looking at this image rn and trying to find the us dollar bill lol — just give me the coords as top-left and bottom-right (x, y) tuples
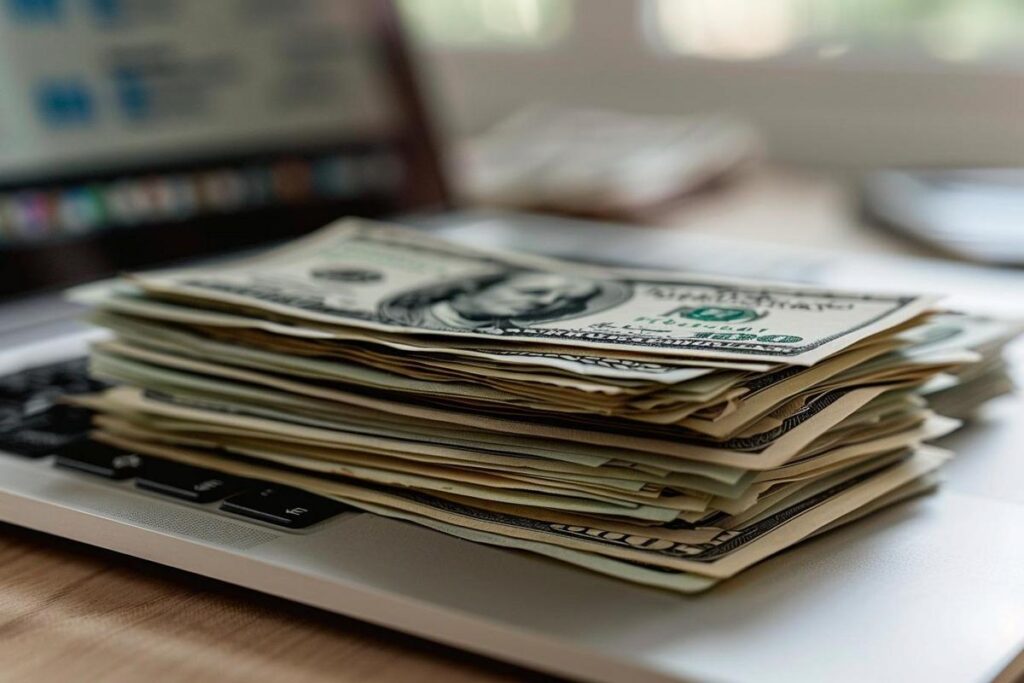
(86, 344), (915, 470)
(83, 290), (738, 383)
(87, 311), (745, 408)
(91, 429), (948, 581)
(131, 219), (937, 366)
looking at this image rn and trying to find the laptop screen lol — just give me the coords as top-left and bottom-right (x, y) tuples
(0, 0), (447, 298)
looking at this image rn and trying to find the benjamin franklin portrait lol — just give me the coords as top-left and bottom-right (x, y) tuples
(379, 269), (633, 332)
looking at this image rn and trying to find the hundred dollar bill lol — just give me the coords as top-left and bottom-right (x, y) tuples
(92, 415), (659, 494)
(337, 460), (943, 594)
(130, 219), (938, 366)
(94, 414), (708, 518)
(99, 398), (927, 519)
(87, 345), (920, 470)
(90, 430), (948, 581)
(107, 414), (924, 522)
(679, 340), (974, 439)
(81, 288), (745, 382)
(80, 384), (944, 508)
(88, 312), (745, 408)
(77, 387), (767, 503)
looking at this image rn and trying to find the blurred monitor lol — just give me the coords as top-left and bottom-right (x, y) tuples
(0, 0), (447, 299)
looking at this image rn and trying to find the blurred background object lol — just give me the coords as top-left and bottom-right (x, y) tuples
(397, 0), (1024, 268)
(2, 0), (1023, 295)
(456, 105), (761, 220)
(0, 0), (448, 298)
(862, 168), (1024, 265)
(399, 0), (1024, 168)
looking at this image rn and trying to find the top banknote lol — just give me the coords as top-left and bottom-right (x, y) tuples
(133, 219), (937, 365)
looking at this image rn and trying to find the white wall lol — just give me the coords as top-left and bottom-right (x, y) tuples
(411, 1), (1024, 168)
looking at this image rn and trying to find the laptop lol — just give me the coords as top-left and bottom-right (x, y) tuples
(2, 3), (1024, 682)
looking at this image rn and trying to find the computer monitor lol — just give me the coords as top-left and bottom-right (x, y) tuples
(0, 0), (449, 299)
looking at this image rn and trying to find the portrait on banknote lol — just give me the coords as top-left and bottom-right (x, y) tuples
(379, 269), (633, 331)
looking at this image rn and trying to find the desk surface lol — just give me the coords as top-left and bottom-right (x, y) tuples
(2, 166), (1019, 683)
(0, 522), (554, 683)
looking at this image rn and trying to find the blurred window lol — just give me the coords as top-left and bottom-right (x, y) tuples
(646, 0), (1024, 66)
(399, 0), (572, 49)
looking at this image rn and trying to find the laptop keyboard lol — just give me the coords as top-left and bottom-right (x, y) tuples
(0, 357), (353, 531)
(54, 440), (143, 479)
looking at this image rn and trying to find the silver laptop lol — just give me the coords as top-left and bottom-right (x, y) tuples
(2, 3), (1023, 682)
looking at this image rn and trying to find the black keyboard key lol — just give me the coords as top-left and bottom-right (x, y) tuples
(55, 441), (143, 479)
(0, 405), (95, 458)
(0, 429), (78, 458)
(50, 359), (106, 394)
(221, 486), (349, 529)
(136, 459), (245, 503)
(0, 366), (53, 403)
(35, 404), (94, 434)
(0, 400), (25, 431)
(0, 358), (102, 409)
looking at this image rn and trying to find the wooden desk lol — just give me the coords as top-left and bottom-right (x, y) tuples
(0, 521), (556, 682)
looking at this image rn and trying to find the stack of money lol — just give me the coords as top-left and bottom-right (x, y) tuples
(914, 315), (1021, 419)
(72, 219), (1019, 593)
